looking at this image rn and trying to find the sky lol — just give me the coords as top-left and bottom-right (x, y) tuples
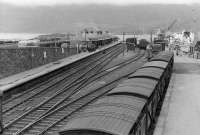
(1, 0), (200, 35)
(1, 0), (200, 6)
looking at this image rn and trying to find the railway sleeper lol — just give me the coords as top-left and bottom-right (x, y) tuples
(32, 125), (47, 130)
(44, 117), (58, 121)
(21, 117), (38, 121)
(24, 129), (42, 134)
(37, 122), (50, 126)
(4, 126), (19, 132)
(36, 120), (51, 125)
(25, 114), (41, 118)
(28, 111), (45, 115)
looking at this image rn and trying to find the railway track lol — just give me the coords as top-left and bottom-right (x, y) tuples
(2, 44), (123, 124)
(2, 50), (108, 108)
(3, 45), (121, 106)
(2, 50), (146, 135)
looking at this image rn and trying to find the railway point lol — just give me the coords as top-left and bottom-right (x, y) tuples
(154, 54), (200, 135)
(0, 42), (146, 135)
(0, 42), (137, 97)
(0, 42), (198, 135)
(2, 1), (200, 135)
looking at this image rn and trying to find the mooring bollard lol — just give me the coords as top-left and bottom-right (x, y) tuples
(0, 91), (3, 133)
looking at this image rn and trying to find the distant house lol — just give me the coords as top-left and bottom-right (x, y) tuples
(80, 27), (108, 37)
(34, 33), (73, 47)
(169, 30), (194, 52)
(172, 30), (194, 44)
(18, 39), (40, 47)
(36, 33), (72, 42)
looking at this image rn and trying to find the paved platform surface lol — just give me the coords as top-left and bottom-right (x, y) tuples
(0, 42), (119, 92)
(0, 52), (90, 92)
(154, 54), (200, 135)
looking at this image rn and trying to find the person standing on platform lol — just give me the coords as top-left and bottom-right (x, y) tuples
(175, 44), (180, 56)
(146, 43), (153, 61)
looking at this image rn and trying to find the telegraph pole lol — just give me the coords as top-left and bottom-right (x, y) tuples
(123, 32), (125, 43)
(85, 30), (87, 51)
(123, 32), (125, 56)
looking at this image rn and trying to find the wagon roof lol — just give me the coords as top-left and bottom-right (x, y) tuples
(107, 85), (154, 98)
(118, 78), (158, 89)
(151, 51), (174, 62)
(142, 61), (168, 69)
(129, 67), (164, 80)
(60, 96), (146, 135)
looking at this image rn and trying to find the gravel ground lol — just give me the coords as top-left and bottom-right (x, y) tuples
(103, 48), (139, 70)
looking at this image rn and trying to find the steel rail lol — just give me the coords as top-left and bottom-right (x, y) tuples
(12, 51), (145, 135)
(3, 44), (122, 115)
(3, 43), (122, 106)
(2, 46), (123, 134)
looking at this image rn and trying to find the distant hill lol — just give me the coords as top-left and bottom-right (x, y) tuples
(1, 4), (200, 33)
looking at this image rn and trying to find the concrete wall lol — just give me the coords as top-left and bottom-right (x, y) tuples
(0, 47), (77, 79)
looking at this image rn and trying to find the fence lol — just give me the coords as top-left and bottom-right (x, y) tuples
(0, 47), (78, 79)
(0, 91), (2, 133)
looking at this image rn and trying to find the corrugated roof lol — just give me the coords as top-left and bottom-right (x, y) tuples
(129, 67), (164, 80)
(108, 86), (153, 99)
(87, 96), (146, 114)
(61, 116), (132, 135)
(94, 95), (145, 107)
(158, 51), (174, 56)
(142, 61), (168, 69)
(151, 51), (173, 62)
(60, 96), (146, 135)
(150, 56), (171, 62)
(117, 78), (158, 90)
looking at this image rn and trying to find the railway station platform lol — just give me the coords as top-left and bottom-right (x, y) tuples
(0, 42), (139, 98)
(154, 54), (200, 135)
(0, 42), (120, 93)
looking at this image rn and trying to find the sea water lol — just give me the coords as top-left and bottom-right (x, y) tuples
(0, 33), (43, 40)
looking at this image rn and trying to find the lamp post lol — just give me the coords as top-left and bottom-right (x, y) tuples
(84, 29), (88, 51)
(150, 31), (153, 44)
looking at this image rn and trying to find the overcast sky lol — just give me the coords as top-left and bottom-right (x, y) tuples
(1, 0), (200, 34)
(1, 0), (200, 6)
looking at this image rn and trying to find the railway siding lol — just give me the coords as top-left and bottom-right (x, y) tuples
(14, 51), (145, 135)
(0, 44), (146, 134)
(2, 46), (123, 129)
(59, 51), (174, 135)
(0, 42), (120, 99)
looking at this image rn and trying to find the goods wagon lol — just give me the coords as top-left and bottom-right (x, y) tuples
(138, 39), (149, 50)
(60, 51), (174, 135)
(126, 38), (137, 51)
(152, 44), (162, 53)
